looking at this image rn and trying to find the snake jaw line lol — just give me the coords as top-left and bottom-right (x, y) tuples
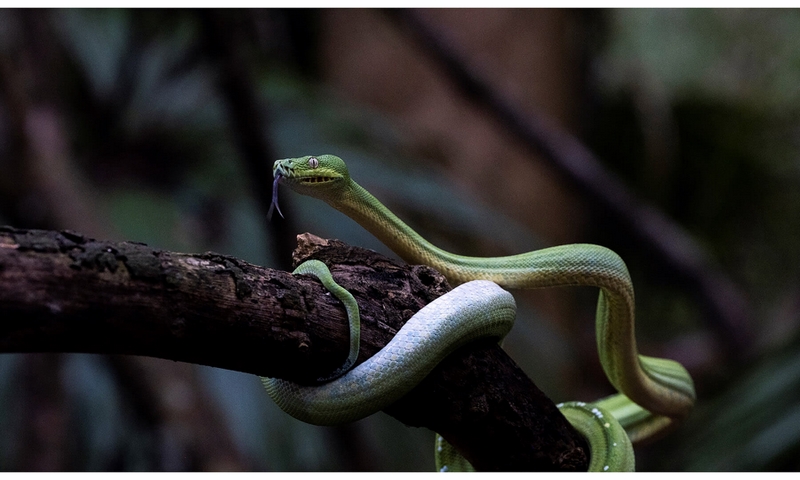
(299, 177), (336, 184)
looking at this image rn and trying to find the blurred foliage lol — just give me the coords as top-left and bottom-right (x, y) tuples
(675, 337), (800, 471)
(589, 9), (800, 471)
(593, 10), (800, 309)
(0, 8), (799, 471)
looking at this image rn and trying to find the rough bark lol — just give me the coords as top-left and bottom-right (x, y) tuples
(0, 227), (588, 471)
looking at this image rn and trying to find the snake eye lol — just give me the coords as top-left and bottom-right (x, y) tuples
(308, 157), (319, 169)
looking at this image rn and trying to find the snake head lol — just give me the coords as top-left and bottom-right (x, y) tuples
(272, 155), (350, 202)
(268, 155), (350, 220)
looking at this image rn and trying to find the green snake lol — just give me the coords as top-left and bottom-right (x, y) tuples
(262, 154), (696, 471)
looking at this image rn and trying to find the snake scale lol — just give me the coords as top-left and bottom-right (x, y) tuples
(262, 154), (695, 471)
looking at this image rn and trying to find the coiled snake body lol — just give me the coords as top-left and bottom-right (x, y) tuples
(262, 155), (695, 471)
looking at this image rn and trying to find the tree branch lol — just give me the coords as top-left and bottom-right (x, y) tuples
(0, 226), (351, 381)
(0, 227), (588, 471)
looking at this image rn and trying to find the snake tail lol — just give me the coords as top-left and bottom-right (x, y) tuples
(558, 402), (635, 472)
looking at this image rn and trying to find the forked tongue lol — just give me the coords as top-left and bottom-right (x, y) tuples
(267, 173), (284, 220)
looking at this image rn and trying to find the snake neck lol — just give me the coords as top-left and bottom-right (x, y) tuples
(329, 180), (461, 275)
(327, 180), (580, 286)
(330, 181), (629, 291)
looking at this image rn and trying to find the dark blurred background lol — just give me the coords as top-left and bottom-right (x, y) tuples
(1, 8), (799, 471)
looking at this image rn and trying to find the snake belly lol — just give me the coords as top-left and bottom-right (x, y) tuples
(262, 280), (516, 426)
